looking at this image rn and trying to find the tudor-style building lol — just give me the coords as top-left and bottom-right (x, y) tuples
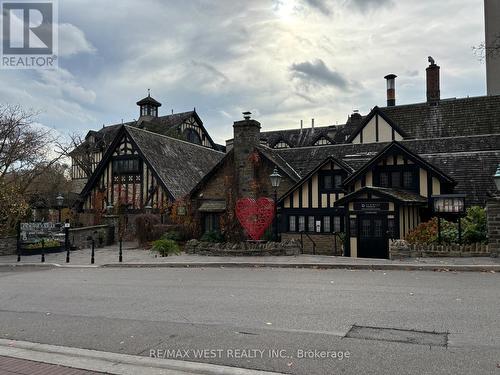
(194, 60), (500, 258)
(71, 94), (225, 225)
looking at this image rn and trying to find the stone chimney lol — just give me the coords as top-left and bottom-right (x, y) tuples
(233, 112), (261, 198)
(384, 74), (397, 106)
(485, 0), (500, 95)
(426, 57), (441, 103)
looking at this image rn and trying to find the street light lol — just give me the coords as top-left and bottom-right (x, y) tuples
(494, 164), (500, 193)
(56, 193), (64, 223)
(269, 167), (282, 242)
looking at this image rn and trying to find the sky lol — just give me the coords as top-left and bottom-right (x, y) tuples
(0, 0), (488, 144)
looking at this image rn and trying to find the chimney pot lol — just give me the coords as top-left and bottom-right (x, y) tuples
(384, 74), (397, 107)
(426, 59), (441, 103)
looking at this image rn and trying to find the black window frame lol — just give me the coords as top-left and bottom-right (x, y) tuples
(319, 170), (347, 193)
(373, 165), (419, 192)
(112, 157), (141, 176)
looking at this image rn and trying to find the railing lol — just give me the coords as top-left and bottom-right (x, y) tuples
(300, 231), (317, 255)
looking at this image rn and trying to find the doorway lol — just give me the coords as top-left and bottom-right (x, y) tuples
(358, 215), (389, 259)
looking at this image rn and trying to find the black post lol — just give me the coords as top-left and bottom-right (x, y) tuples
(119, 237), (123, 263)
(334, 233), (337, 255)
(65, 219), (70, 263)
(16, 221), (21, 262)
(458, 217), (462, 244)
(41, 239), (45, 263)
(91, 239), (95, 265)
(58, 208), (62, 223)
(274, 189), (278, 242)
(437, 216), (442, 244)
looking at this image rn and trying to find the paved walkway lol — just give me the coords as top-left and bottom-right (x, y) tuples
(1, 242), (499, 271)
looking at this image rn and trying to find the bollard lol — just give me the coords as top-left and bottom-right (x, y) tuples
(41, 239), (45, 263)
(16, 221), (21, 262)
(119, 238), (123, 263)
(65, 219), (70, 263)
(91, 239), (95, 265)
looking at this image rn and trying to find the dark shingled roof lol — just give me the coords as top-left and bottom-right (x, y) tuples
(379, 95), (500, 139)
(335, 186), (428, 206)
(273, 134), (500, 205)
(126, 126), (224, 199)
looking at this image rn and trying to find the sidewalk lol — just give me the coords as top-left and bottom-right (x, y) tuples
(1, 242), (499, 272)
(0, 339), (283, 375)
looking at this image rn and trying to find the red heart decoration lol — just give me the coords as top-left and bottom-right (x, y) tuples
(236, 197), (275, 240)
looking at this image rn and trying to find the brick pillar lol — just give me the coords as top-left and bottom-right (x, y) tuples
(426, 62), (440, 103)
(233, 117), (261, 199)
(487, 197), (500, 257)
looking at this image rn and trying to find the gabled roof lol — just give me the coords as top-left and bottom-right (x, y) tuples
(334, 186), (428, 206)
(345, 107), (410, 143)
(278, 155), (353, 203)
(81, 126), (224, 201)
(136, 94), (162, 107)
(342, 141), (456, 186)
(379, 95), (500, 139)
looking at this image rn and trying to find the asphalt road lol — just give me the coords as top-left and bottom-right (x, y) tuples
(0, 267), (498, 374)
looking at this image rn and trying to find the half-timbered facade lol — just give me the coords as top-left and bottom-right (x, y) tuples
(70, 94), (224, 194)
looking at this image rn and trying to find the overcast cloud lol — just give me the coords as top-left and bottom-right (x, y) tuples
(0, 0), (487, 143)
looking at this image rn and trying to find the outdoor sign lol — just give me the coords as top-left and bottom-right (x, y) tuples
(432, 195), (466, 215)
(353, 202), (389, 212)
(20, 222), (58, 241)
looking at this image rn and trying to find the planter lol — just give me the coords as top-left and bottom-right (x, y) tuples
(19, 246), (65, 256)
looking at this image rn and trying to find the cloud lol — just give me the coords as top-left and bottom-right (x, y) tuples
(302, 0), (332, 15)
(290, 59), (351, 89)
(346, 0), (393, 12)
(59, 23), (96, 57)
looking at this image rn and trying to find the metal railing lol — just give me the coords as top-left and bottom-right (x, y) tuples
(299, 231), (317, 255)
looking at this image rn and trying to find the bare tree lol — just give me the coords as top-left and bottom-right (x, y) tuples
(0, 104), (61, 192)
(0, 104), (62, 234)
(473, 33), (500, 62)
(56, 132), (95, 179)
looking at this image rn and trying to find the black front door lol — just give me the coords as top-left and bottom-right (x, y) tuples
(358, 215), (389, 259)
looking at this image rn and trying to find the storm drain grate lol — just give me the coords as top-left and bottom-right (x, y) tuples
(345, 325), (448, 347)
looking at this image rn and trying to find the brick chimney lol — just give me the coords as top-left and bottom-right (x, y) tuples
(426, 57), (440, 103)
(233, 112), (261, 198)
(384, 74), (397, 107)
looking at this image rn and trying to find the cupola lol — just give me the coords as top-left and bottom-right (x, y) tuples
(136, 89), (162, 118)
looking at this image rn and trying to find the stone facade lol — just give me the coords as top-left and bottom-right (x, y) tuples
(281, 233), (344, 256)
(185, 239), (300, 256)
(0, 237), (17, 256)
(487, 197), (500, 257)
(69, 225), (113, 249)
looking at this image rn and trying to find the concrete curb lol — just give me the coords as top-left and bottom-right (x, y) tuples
(0, 338), (284, 375)
(100, 262), (500, 272)
(1, 262), (499, 272)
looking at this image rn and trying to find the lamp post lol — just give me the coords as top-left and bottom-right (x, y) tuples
(56, 193), (64, 223)
(494, 164), (500, 194)
(269, 167), (282, 242)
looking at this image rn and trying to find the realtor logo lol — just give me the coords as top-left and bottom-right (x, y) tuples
(1, 0), (58, 69)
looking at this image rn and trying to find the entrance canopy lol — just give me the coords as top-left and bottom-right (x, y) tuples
(335, 186), (428, 207)
(198, 200), (227, 213)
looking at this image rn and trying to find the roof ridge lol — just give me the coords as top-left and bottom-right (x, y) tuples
(124, 125), (224, 155)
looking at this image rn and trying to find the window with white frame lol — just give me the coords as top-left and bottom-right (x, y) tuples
(314, 137), (331, 146)
(274, 141), (290, 149)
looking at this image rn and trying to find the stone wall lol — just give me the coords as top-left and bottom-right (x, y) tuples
(389, 240), (490, 259)
(69, 225), (113, 249)
(0, 237), (16, 256)
(487, 197), (500, 257)
(281, 233), (344, 256)
(185, 239), (301, 256)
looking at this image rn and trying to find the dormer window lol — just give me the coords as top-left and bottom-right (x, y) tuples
(274, 141), (290, 149)
(314, 137), (332, 146)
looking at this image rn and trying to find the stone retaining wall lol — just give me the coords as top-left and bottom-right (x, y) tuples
(69, 225), (113, 249)
(0, 237), (16, 256)
(185, 239), (301, 256)
(390, 240), (490, 259)
(281, 233), (344, 256)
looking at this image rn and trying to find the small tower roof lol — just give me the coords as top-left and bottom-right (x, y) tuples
(136, 91), (162, 107)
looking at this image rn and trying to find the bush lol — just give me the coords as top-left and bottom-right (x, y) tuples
(200, 230), (224, 243)
(135, 214), (160, 245)
(161, 231), (183, 242)
(25, 239), (61, 249)
(406, 217), (457, 245)
(462, 206), (487, 244)
(151, 239), (181, 257)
